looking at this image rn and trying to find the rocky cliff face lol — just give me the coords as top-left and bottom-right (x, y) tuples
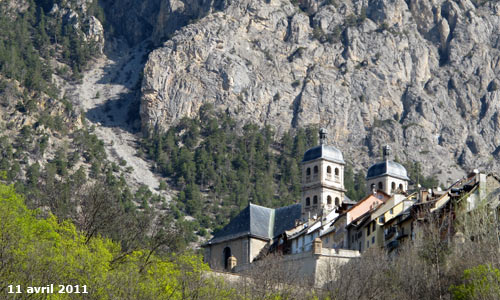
(139, 0), (500, 183)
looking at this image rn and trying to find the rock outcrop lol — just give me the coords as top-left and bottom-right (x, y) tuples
(139, 0), (500, 182)
(48, 0), (105, 54)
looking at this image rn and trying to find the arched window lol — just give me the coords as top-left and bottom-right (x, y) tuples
(313, 195), (318, 205)
(378, 182), (383, 190)
(391, 182), (396, 191)
(223, 247), (231, 270)
(399, 183), (404, 191)
(313, 166), (319, 174)
(327, 196), (332, 205)
(327, 166), (332, 173)
(335, 168), (339, 176)
(335, 197), (340, 207)
(371, 183), (376, 190)
(306, 197), (310, 206)
(306, 168), (311, 175)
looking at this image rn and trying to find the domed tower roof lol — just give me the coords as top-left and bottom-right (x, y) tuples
(366, 145), (409, 180)
(366, 160), (410, 181)
(302, 128), (345, 164)
(302, 145), (345, 164)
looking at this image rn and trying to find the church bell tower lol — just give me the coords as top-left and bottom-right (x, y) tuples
(301, 128), (345, 220)
(366, 145), (410, 195)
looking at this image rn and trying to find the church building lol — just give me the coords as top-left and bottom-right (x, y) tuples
(202, 129), (409, 273)
(202, 202), (301, 270)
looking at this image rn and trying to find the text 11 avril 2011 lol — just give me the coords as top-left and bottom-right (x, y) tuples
(7, 284), (88, 294)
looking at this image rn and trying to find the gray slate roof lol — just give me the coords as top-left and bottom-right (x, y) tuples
(206, 203), (302, 245)
(302, 145), (345, 164)
(343, 195), (356, 205)
(366, 160), (410, 181)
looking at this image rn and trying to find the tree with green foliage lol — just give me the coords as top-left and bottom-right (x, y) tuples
(0, 182), (241, 300)
(344, 164), (366, 201)
(450, 264), (500, 300)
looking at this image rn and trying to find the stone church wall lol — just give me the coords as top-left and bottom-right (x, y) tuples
(205, 237), (269, 271)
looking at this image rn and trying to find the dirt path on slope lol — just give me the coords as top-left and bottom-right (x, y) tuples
(64, 40), (172, 201)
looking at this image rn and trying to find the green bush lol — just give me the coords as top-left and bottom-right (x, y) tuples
(450, 265), (500, 300)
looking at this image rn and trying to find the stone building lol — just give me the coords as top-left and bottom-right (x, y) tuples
(203, 202), (301, 271)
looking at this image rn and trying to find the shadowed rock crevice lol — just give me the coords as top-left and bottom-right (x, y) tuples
(291, 65), (314, 128)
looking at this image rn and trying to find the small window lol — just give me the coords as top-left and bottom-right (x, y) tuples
(391, 182), (396, 190)
(327, 166), (332, 173)
(325, 237), (329, 244)
(367, 226), (371, 235)
(313, 166), (319, 174)
(372, 222), (376, 231)
(335, 197), (340, 207)
(401, 227), (405, 235)
(327, 196), (332, 205)
(399, 183), (404, 191)
(372, 236), (375, 244)
(390, 208), (393, 214)
(306, 168), (311, 175)
(306, 197), (310, 206)
(378, 182), (383, 190)
(379, 216), (384, 223)
(313, 195), (318, 205)
(335, 168), (339, 176)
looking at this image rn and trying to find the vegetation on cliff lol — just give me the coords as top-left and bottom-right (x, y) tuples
(0, 0), (103, 94)
(141, 104), (437, 235)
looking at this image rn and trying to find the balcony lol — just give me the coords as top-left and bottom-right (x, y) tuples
(386, 240), (399, 251)
(384, 227), (397, 240)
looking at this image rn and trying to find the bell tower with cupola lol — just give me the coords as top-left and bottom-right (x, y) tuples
(366, 145), (410, 195)
(301, 128), (345, 220)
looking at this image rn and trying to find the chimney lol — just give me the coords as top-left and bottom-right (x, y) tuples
(313, 238), (322, 255)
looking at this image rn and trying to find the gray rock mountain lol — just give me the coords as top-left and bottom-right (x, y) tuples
(139, 0), (500, 183)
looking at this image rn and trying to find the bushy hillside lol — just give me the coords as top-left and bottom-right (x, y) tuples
(0, 0), (195, 257)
